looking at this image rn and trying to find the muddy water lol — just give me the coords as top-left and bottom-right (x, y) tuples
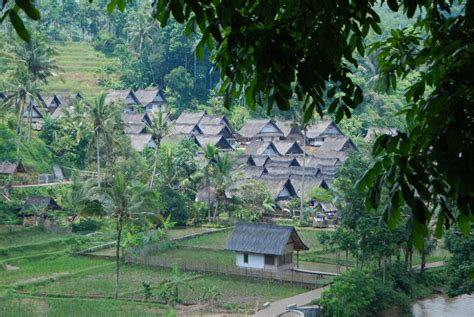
(413, 294), (474, 317)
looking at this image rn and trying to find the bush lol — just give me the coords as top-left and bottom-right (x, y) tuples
(72, 219), (102, 233)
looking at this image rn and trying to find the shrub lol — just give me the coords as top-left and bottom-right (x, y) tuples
(72, 219), (102, 233)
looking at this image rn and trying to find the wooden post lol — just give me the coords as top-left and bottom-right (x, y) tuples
(296, 250), (299, 268)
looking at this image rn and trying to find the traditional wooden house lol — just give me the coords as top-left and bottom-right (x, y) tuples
(39, 95), (62, 114)
(175, 111), (207, 125)
(20, 196), (61, 226)
(244, 141), (281, 156)
(242, 165), (268, 178)
(290, 175), (329, 200)
(23, 103), (44, 130)
(128, 134), (157, 152)
(252, 155), (270, 166)
(0, 160), (27, 176)
(194, 135), (233, 151)
(273, 140), (305, 156)
(306, 121), (344, 146)
(314, 136), (357, 161)
(168, 123), (203, 136)
(265, 157), (301, 168)
(50, 93), (87, 119)
(198, 124), (234, 140)
(105, 90), (140, 111)
(238, 119), (284, 142)
(233, 155), (256, 167)
(121, 112), (153, 127)
(259, 176), (298, 201)
(275, 120), (303, 142)
(123, 123), (147, 135)
(135, 88), (167, 112)
(225, 223), (309, 271)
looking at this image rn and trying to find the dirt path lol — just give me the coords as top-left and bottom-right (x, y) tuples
(253, 286), (328, 317)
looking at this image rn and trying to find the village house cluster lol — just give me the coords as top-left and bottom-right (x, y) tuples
(0, 89), (358, 213)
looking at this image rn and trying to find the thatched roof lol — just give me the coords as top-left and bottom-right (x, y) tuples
(273, 140), (304, 155)
(306, 121), (343, 139)
(259, 176), (297, 200)
(169, 123), (202, 135)
(175, 111), (207, 125)
(319, 136), (357, 152)
(198, 124), (229, 136)
(364, 127), (397, 142)
(242, 166), (267, 178)
(121, 112), (152, 126)
(129, 134), (155, 151)
(40, 95), (62, 108)
(134, 88), (166, 106)
(0, 160), (26, 175)
(200, 114), (232, 129)
(226, 222), (309, 255)
(21, 196), (61, 215)
(124, 123), (147, 134)
(244, 141), (280, 156)
(233, 155), (256, 167)
(290, 175), (329, 199)
(194, 135), (233, 150)
(238, 119), (283, 139)
(105, 90), (139, 105)
(275, 120), (302, 138)
(265, 157), (300, 168)
(162, 133), (191, 144)
(252, 155), (270, 166)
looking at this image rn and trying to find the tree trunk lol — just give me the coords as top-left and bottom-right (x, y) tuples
(300, 127), (307, 222)
(208, 181), (212, 224)
(345, 249), (349, 269)
(96, 133), (101, 187)
(149, 145), (158, 188)
(114, 220), (122, 300)
(420, 251), (426, 276)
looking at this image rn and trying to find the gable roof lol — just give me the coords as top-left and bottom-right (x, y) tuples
(198, 124), (230, 136)
(105, 90), (139, 105)
(200, 114), (232, 128)
(290, 175), (329, 199)
(245, 141), (280, 156)
(275, 120), (302, 138)
(0, 160), (26, 175)
(175, 111), (207, 125)
(194, 135), (233, 150)
(259, 176), (297, 200)
(121, 112), (153, 126)
(169, 123), (202, 135)
(242, 166), (267, 178)
(134, 88), (166, 106)
(233, 155), (256, 167)
(129, 134), (155, 151)
(238, 119), (283, 138)
(306, 121), (343, 139)
(21, 196), (61, 215)
(225, 222), (309, 255)
(265, 157), (301, 168)
(273, 140), (304, 155)
(161, 133), (191, 144)
(124, 123), (147, 134)
(252, 155), (270, 166)
(318, 136), (357, 152)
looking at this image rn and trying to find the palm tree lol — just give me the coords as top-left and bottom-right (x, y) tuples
(2, 66), (43, 153)
(160, 263), (199, 305)
(147, 110), (169, 187)
(211, 152), (236, 221)
(86, 94), (117, 187)
(62, 174), (103, 224)
(92, 174), (156, 299)
(196, 144), (219, 223)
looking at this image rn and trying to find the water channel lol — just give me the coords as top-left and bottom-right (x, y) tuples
(412, 294), (473, 317)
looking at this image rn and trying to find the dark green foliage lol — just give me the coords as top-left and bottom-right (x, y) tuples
(156, 185), (188, 226)
(444, 228), (474, 296)
(71, 218), (102, 233)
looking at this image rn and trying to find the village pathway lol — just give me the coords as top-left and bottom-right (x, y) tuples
(253, 286), (329, 317)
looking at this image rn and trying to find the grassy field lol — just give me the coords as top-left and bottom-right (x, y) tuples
(0, 42), (119, 99)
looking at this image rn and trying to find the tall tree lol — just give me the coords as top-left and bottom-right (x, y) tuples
(147, 110), (169, 187)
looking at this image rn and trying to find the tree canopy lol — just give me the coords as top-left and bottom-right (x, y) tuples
(1, 0), (473, 240)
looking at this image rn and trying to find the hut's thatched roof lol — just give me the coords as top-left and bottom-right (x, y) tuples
(306, 121), (343, 139)
(175, 111), (207, 125)
(238, 119), (283, 139)
(134, 88), (166, 106)
(198, 124), (227, 136)
(259, 176), (297, 200)
(121, 112), (152, 125)
(273, 140), (304, 155)
(200, 114), (231, 128)
(244, 141), (280, 156)
(169, 123), (202, 135)
(290, 175), (328, 199)
(21, 196), (61, 215)
(105, 90), (139, 105)
(162, 133), (191, 144)
(252, 155), (270, 166)
(242, 166), (267, 178)
(124, 123), (147, 135)
(275, 120), (302, 138)
(129, 134), (155, 151)
(364, 127), (397, 142)
(225, 222), (309, 255)
(194, 135), (233, 150)
(319, 136), (357, 152)
(0, 160), (26, 175)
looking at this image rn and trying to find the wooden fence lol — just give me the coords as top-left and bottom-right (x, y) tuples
(124, 254), (324, 288)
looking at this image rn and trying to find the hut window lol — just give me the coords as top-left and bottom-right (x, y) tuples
(279, 253), (293, 266)
(243, 253), (249, 263)
(264, 255), (275, 265)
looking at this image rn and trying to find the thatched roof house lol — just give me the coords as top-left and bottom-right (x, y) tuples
(129, 134), (156, 152)
(0, 160), (26, 175)
(252, 155), (270, 166)
(20, 196), (61, 216)
(169, 123), (202, 136)
(244, 141), (281, 156)
(242, 166), (267, 178)
(161, 133), (191, 145)
(105, 90), (140, 107)
(306, 121), (344, 146)
(238, 119), (283, 141)
(198, 124), (234, 139)
(123, 123), (147, 135)
(226, 223), (309, 271)
(134, 88), (167, 112)
(121, 112), (153, 126)
(275, 120), (303, 141)
(290, 175), (329, 199)
(259, 176), (297, 201)
(273, 140), (304, 156)
(175, 111), (207, 125)
(194, 135), (233, 150)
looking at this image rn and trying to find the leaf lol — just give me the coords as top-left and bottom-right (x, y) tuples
(9, 10), (30, 42)
(387, 0), (399, 12)
(413, 197), (428, 224)
(15, 0), (41, 20)
(434, 210), (445, 239)
(458, 214), (470, 237)
(106, 0), (117, 14)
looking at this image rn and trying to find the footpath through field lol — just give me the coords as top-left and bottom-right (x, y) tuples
(253, 286), (328, 317)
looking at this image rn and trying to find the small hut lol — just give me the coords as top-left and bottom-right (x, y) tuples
(0, 160), (26, 176)
(20, 196), (61, 226)
(226, 223), (309, 271)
